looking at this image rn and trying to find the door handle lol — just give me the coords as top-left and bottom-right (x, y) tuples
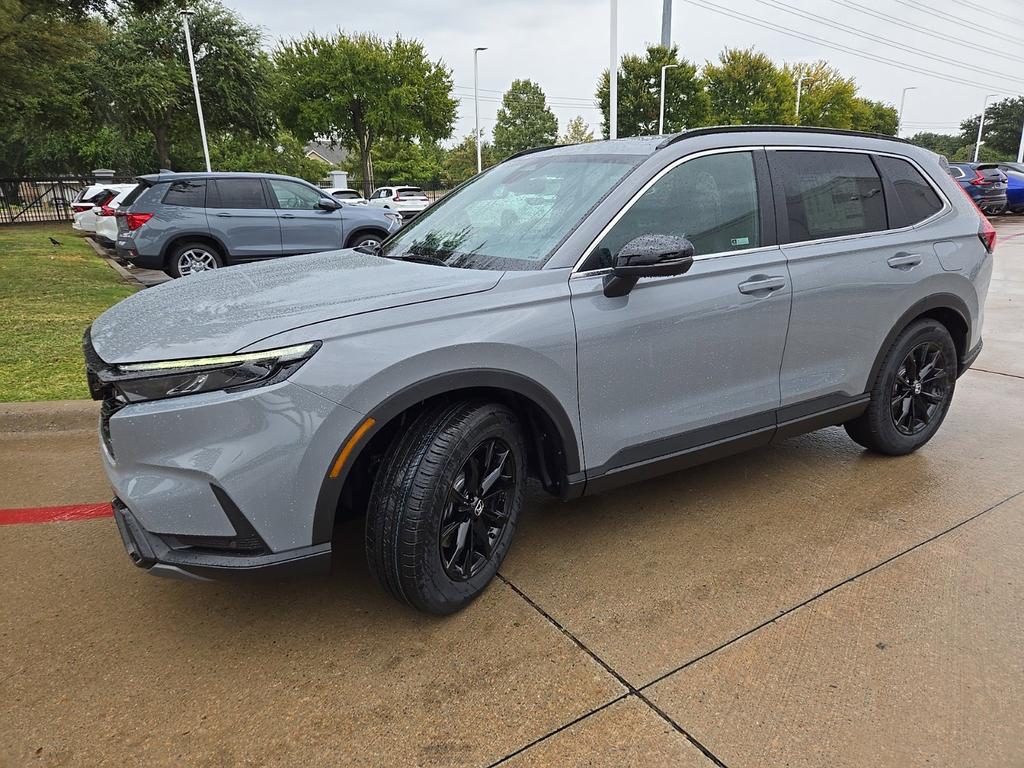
(738, 275), (786, 295)
(214, 212), (231, 217)
(280, 213), (296, 219)
(887, 253), (922, 270)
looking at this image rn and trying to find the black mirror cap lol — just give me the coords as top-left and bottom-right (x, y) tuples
(318, 197), (342, 211)
(602, 235), (695, 297)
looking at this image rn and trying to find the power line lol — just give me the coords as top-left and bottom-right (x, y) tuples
(683, 0), (1017, 93)
(951, 0), (1024, 28)
(831, 0), (1024, 63)
(753, 0), (1024, 87)
(896, 0), (1023, 31)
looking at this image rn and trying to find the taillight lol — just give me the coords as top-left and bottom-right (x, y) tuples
(970, 170), (992, 187)
(393, 194), (401, 201)
(98, 203), (115, 217)
(955, 182), (996, 254)
(126, 212), (152, 231)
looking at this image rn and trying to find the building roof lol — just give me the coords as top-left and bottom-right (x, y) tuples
(303, 141), (349, 166)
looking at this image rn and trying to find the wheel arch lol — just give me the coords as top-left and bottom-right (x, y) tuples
(867, 293), (971, 388)
(160, 232), (229, 268)
(344, 225), (390, 248)
(311, 370), (581, 544)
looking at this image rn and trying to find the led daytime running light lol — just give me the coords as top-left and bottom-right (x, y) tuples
(117, 343), (316, 373)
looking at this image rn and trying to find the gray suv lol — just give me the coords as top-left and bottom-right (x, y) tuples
(86, 127), (992, 614)
(114, 172), (402, 277)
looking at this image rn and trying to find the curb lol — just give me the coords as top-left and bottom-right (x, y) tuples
(84, 236), (145, 287)
(0, 400), (98, 434)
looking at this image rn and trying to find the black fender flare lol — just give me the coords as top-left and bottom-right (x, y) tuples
(311, 369), (582, 544)
(160, 231), (231, 265)
(344, 224), (390, 248)
(866, 293), (971, 387)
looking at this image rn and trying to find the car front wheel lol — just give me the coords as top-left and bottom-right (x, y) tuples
(348, 231), (385, 250)
(365, 400), (526, 614)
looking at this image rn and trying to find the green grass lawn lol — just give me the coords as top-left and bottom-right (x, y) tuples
(0, 223), (136, 401)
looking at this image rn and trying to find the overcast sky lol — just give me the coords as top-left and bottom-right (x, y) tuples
(231, 0), (1023, 144)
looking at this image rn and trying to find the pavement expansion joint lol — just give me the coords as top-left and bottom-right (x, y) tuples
(494, 573), (731, 768)
(972, 367), (1024, 382)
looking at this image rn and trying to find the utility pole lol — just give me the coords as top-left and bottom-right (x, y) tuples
(897, 86), (917, 138)
(609, 0), (618, 140)
(661, 0), (672, 49)
(1017, 113), (1024, 163)
(180, 8), (211, 172)
(659, 64), (678, 135)
(974, 93), (999, 163)
(473, 47), (487, 174)
(795, 76), (811, 126)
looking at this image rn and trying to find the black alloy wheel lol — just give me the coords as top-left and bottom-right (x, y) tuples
(439, 439), (516, 581)
(890, 341), (950, 436)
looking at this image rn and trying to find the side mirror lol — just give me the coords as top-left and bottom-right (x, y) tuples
(318, 197), (342, 211)
(602, 234), (695, 298)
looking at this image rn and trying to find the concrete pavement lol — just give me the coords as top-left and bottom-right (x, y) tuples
(2, 219), (1023, 767)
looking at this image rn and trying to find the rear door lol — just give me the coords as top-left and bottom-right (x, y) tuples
(770, 149), (947, 409)
(571, 149), (792, 477)
(206, 178), (282, 259)
(265, 178), (345, 254)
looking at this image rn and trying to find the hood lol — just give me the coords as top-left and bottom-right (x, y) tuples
(90, 250), (502, 364)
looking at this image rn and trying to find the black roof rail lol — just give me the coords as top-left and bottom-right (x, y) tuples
(503, 144), (562, 161)
(656, 125), (912, 150)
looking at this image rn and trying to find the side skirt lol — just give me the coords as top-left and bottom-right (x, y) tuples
(569, 395), (869, 497)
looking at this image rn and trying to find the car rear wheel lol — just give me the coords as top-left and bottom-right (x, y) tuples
(844, 319), (957, 455)
(167, 242), (223, 278)
(365, 400), (526, 614)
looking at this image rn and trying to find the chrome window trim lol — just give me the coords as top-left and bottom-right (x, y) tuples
(570, 143), (953, 278)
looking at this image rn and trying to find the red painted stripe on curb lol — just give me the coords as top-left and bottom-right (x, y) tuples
(0, 503), (113, 526)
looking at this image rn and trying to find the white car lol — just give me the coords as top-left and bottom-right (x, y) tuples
(367, 185), (431, 218)
(72, 185), (120, 234)
(323, 187), (367, 206)
(93, 184), (138, 246)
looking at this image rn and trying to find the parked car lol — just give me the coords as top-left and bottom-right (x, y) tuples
(72, 184), (134, 234)
(367, 185), (431, 218)
(323, 187), (367, 206)
(86, 127), (992, 614)
(976, 162), (1024, 213)
(114, 172), (403, 277)
(947, 162), (1007, 214)
(93, 185), (139, 247)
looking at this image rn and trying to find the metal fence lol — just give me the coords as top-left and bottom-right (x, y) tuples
(0, 176), (134, 225)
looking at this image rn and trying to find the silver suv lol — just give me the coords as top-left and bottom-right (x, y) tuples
(114, 172), (402, 277)
(86, 128), (993, 614)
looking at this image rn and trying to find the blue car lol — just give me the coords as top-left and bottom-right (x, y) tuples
(947, 162), (1007, 214)
(978, 162), (1024, 214)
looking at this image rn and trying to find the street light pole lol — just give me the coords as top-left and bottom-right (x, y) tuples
(180, 9), (211, 172)
(659, 64), (678, 135)
(473, 47), (487, 174)
(795, 76), (811, 126)
(897, 86), (917, 138)
(1017, 112), (1024, 164)
(609, 0), (618, 140)
(974, 93), (999, 163)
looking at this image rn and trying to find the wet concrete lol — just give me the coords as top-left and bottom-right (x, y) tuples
(1, 218), (1023, 766)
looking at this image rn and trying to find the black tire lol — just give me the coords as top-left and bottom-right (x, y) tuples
(844, 319), (957, 455)
(166, 241), (223, 278)
(347, 231), (386, 250)
(365, 400), (526, 614)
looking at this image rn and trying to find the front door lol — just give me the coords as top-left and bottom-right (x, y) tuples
(570, 149), (792, 480)
(266, 179), (345, 254)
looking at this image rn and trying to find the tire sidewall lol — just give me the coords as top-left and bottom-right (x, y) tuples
(168, 242), (223, 278)
(408, 407), (526, 614)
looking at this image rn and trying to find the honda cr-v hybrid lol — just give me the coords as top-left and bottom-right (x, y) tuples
(85, 127), (992, 614)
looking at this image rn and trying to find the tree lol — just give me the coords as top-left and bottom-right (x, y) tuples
(560, 116), (595, 144)
(597, 45), (709, 138)
(906, 132), (963, 158)
(783, 61), (859, 129)
(703, 48), (793, 126)
(959, 97), (1024, 160)
(208, 130), (325, 181)
(851, 98), (898, 135)
(104, 0), (273, 170)
(351, 138), (445, 185)
(275, 32), (457, 195)
(492, 79), (558, 158)
(442, 134), (498, 184)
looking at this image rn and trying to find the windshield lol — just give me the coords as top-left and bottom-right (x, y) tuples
(380, 152), (642, 270)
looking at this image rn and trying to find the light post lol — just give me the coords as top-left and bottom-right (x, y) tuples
(473, 47), (487, 174)
(897, 86), (917, 138)
(659, 64), (678, 135)
(180, 8), (211, 172)
(1017, 112), (1024, 164)
(795, 75), (811, 125)
(609, 0), (618, 139)
(974, 93), (999, 163)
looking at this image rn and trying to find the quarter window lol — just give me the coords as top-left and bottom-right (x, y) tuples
(874, 156), (943, 228)
(774, 151), (886, 243)
(268, 179), (323, 210)
(209, 179), (267, 209)
(584, 151), (762, 271)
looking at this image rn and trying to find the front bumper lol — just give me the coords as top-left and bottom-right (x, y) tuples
(113, 499), (330, 580)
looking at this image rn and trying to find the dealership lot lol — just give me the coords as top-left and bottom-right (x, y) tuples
(2, 220), (1022, 767)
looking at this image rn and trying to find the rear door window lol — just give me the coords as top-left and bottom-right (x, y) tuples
(874, 156), (944, 228)
(162, 179), (207, 207)
(209, 179), (268, 209)
(773, 151), (887, 243)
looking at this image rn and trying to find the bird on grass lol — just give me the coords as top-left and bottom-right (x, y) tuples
(49, 237), (62, 246)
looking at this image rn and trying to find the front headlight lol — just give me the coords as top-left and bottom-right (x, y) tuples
(108, 342), (320, 403)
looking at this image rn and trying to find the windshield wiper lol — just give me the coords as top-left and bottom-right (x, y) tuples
(385, 251), (452, 267)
